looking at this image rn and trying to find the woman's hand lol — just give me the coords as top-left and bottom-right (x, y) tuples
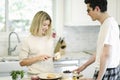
(37, 55), (51, 61)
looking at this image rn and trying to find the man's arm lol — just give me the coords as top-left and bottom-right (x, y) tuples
(97, 44), (110, 80)
(74, 53), (96, 73)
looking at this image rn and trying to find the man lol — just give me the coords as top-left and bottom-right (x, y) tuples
(74, 0), (120, 80)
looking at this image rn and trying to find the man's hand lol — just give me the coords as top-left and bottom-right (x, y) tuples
(73, 65), (86, 74)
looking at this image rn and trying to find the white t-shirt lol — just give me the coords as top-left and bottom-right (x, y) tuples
(95, 17), (120, 69)
(19, 35), (54, 74)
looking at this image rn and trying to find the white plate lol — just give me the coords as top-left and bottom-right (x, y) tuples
(38, 73), (62, 80)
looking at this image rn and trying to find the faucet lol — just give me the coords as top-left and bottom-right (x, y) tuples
(8, 32), (20, 56)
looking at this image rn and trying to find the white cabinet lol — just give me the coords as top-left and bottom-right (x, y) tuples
(0, 58), (27, 76)
(63, 0), (120, 26)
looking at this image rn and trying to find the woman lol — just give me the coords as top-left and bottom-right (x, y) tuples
(19, 11), (54, 76)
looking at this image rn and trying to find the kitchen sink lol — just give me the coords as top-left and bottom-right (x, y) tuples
(0, 56), (27, 76)
(0, 56), (19, 62)
(54, 59), (79, 67)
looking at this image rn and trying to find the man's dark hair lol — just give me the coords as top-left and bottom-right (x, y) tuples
(84, 0), (107, 12)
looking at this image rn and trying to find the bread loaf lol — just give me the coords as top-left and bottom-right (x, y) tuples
(47, 73), (56, 79)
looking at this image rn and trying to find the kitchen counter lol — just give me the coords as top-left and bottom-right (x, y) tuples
(0, 61), (27, 76)
(0, 52), (95, 79)
(0, 76), (11, 80)
(0, 74), (84, 80)
(1, 76), (86, 80)
(0, 76), (30, 80)
(0, 65), (94, 80)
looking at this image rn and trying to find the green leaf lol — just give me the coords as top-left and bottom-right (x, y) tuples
(10, 70), (25, 80)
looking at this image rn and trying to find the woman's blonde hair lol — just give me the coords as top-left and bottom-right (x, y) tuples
(30, 11), (52, 37)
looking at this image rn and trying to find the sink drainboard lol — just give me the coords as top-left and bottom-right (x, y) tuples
(54, 59), (80, 72)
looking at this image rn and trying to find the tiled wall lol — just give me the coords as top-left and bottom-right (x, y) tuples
(63, 25), (100, 53)
(0, 33), (8, 56)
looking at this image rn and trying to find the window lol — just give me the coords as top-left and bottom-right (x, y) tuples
(0, 0), (5, 32)
(0, 0), (52, 32)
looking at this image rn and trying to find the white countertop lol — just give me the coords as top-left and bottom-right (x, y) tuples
(0, 74), (84, 80)
(0, 76), (12, 80)
(0, 52), (94, 79)
(0, 75), (30, 80)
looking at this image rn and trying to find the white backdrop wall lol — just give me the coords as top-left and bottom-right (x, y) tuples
(0, 0), (119, 56)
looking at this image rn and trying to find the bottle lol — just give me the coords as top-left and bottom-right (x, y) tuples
(72, 71), (78, 80)
(72, 76), (77, 80)
(52, 29), (56, 38)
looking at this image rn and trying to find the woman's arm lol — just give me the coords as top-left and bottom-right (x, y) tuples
(20, 54), (51, 66)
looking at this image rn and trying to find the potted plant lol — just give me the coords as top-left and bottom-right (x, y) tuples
(10, 70), (24, 80)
